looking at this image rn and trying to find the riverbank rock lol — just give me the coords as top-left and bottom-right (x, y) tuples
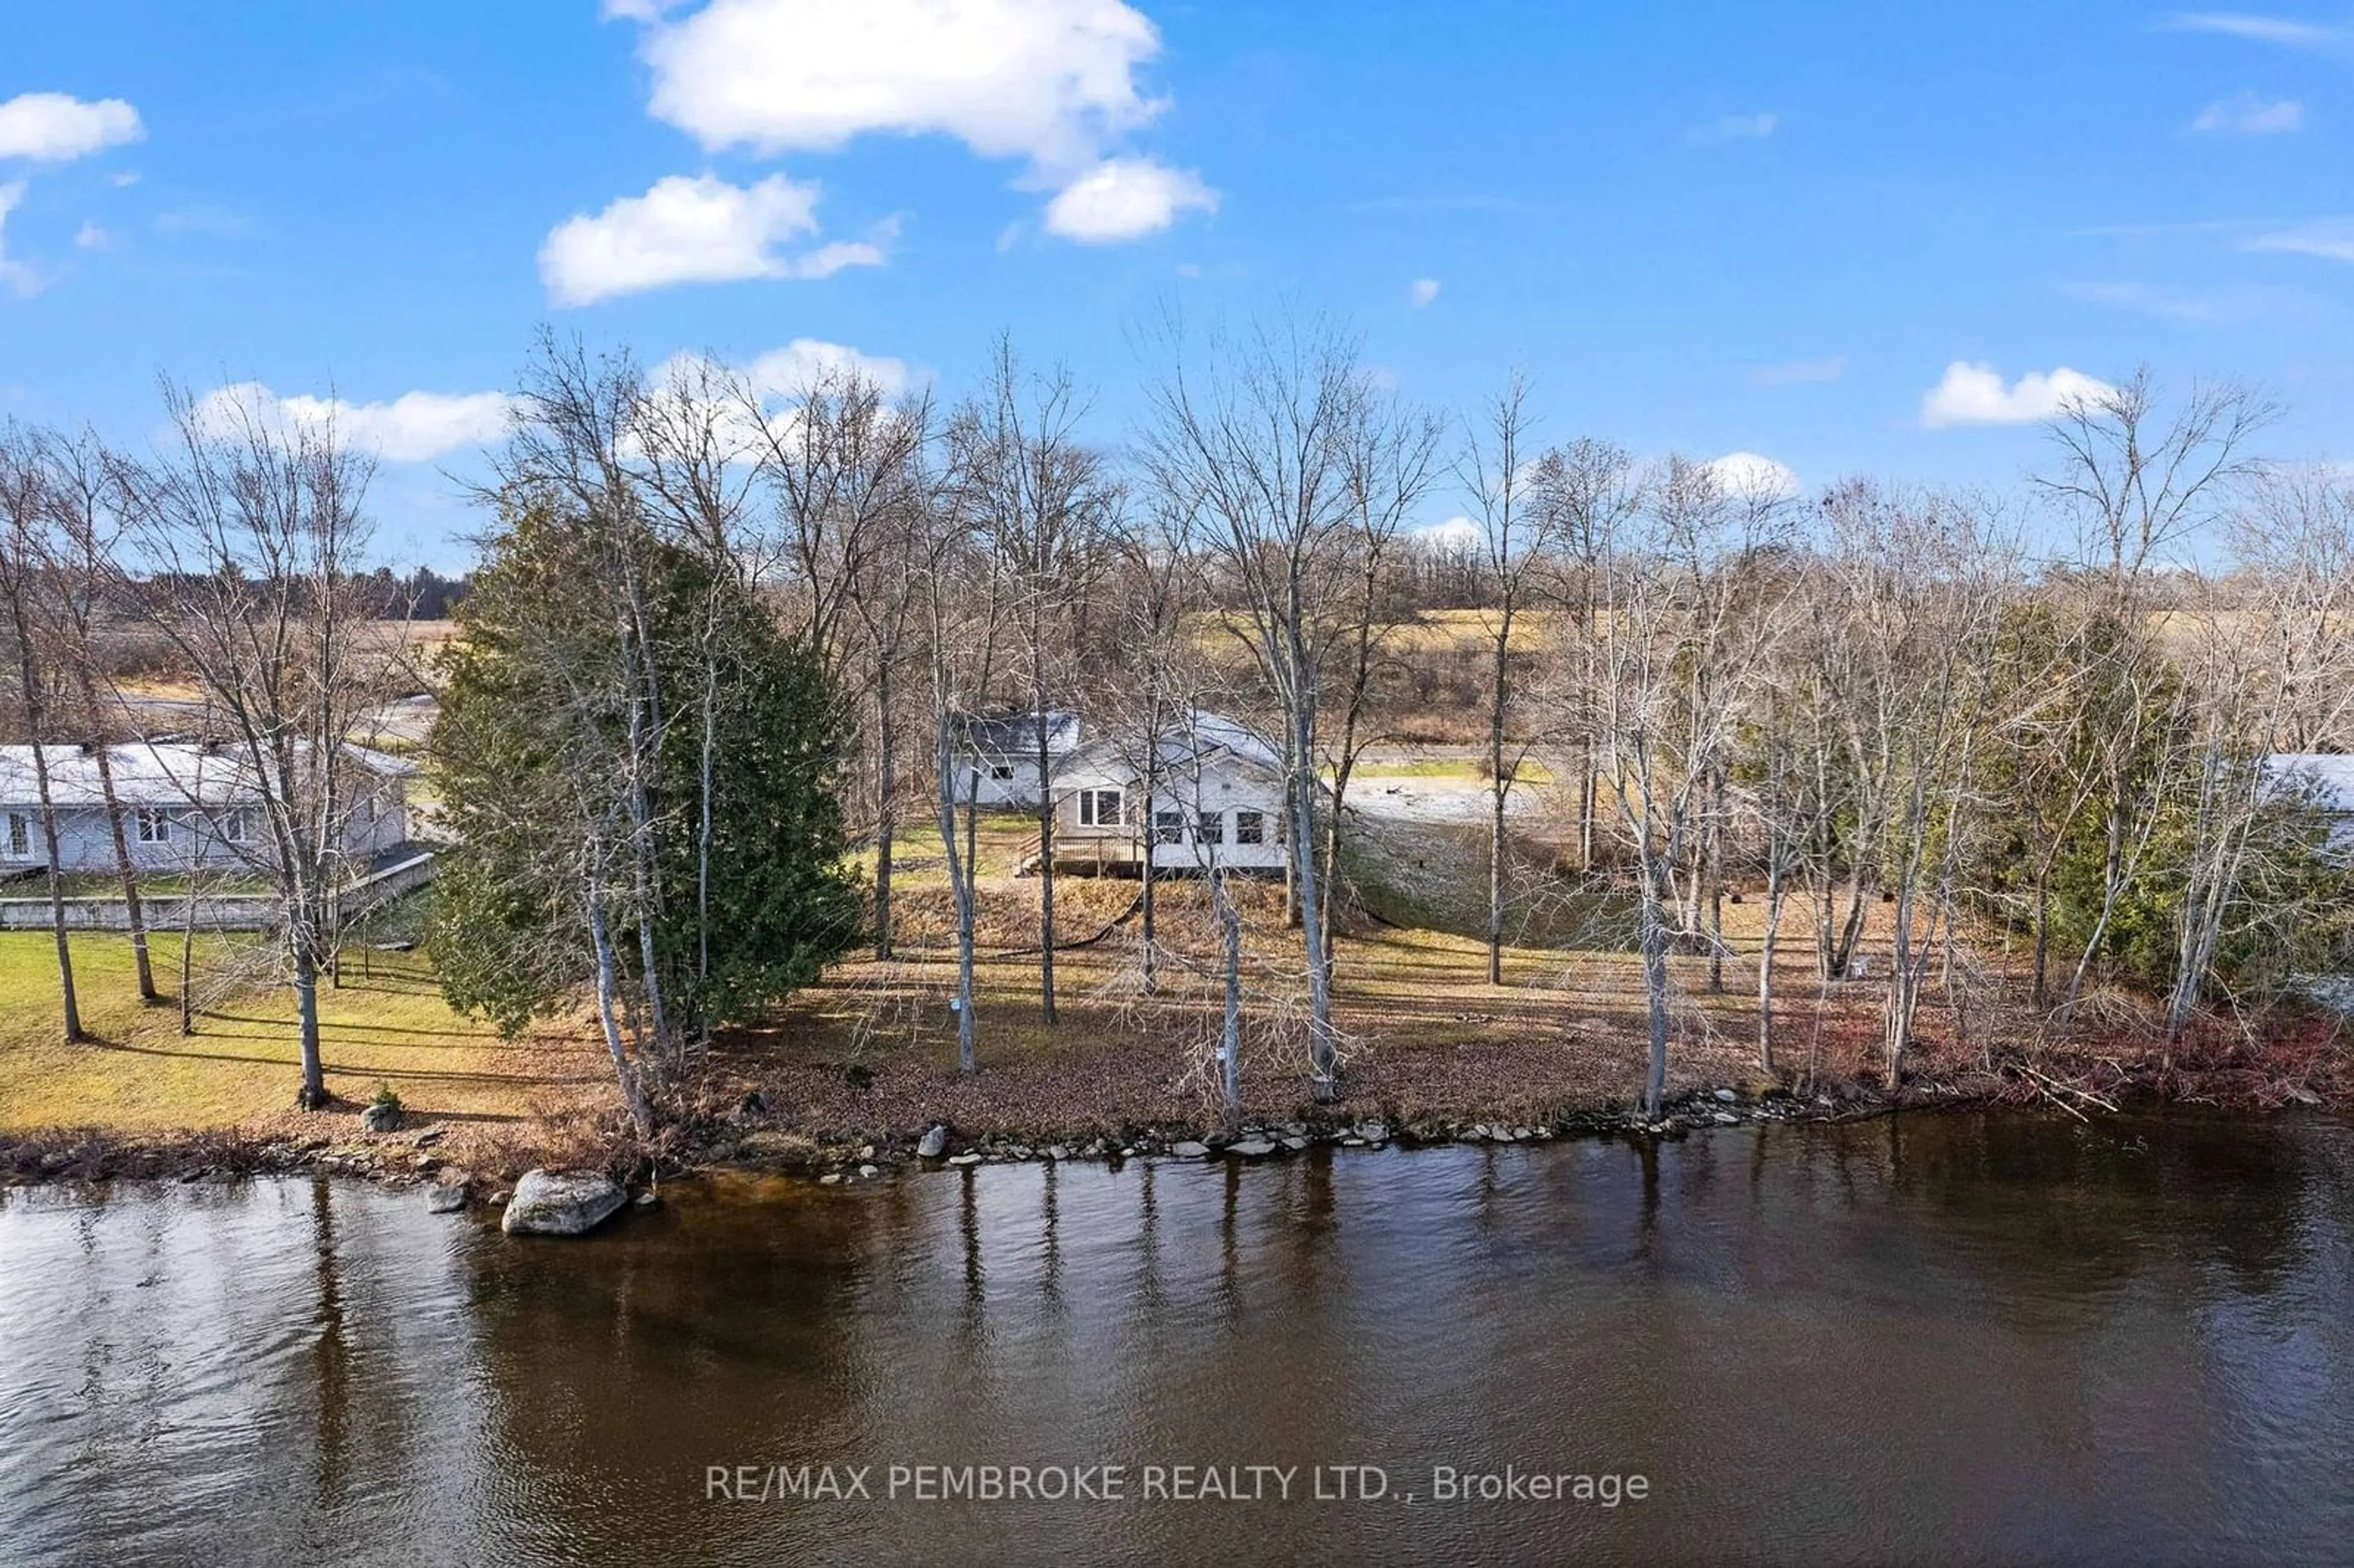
(1169, 1140), (1209, 1159)
(917, 1125), (949, 1159)
(426, 1181), (468, 1214)
(360, 1103), (402, 1134)
(1225, 1137), (1277, 1159)
(500, 1170), (627, 1237)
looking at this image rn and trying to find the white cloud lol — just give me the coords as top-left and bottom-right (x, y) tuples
(0, 182), (43, 296)
(0, 93), (144, 162)
(625, 0), (1164, 172)
(1688, 112), (1779, 144)
(2162, 12), (2354, 55)
(2190, 92), (2304, 132)
(639, 339), (917, 459)
(610, 0), (1211, 245)
(745, 338), (912, 397)
(653, 338), (914, 400)
(196, 382), (517, 462)
(2244, 218), (2354, 261)
(1042, 157), (1214, 242)
(73, 221), (109, 250)
(1920, 362), (2116, 427)
(1411, 516), (1485, 551)
(538, 173), (885, 305)
(1701, 451), (1801, 500)
(1409, 277), (1441, 308)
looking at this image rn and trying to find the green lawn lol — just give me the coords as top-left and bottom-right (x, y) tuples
(0, 929), (609, 1137)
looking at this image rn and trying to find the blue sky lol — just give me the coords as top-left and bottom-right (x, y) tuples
(4, 1), (2351, 567)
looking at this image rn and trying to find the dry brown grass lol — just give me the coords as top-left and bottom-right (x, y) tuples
(0, 932), (614, 1175)
(709, 857), (1974, 1144)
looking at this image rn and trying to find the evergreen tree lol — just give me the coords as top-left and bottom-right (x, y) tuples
(428, 497), (859, 1124)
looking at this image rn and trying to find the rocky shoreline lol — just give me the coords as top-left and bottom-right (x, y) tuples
(0, 1076), (1965, 1206)
(718, 1076), (1943, 1189)
(4, 1049), (2340, 1211)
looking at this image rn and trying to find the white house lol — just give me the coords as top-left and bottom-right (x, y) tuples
(951, 709), (1083, 808)
(0, 742), (415, 875)
(2265, 753), (2354, 850)
(1053, 710), (1294, 875)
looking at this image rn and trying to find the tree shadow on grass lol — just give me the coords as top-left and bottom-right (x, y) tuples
(90, 1037), (602, 1089)
(200, 1011), (490, 1040)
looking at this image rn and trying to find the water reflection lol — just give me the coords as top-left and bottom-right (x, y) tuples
(0, 1111), (2348, 1567)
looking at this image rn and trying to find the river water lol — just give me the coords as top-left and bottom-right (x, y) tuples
(1, 1111), (2348, 1567)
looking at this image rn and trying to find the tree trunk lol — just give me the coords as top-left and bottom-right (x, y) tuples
(873, 665), (896, 961)
(696, 624), (718, 1057)
(86, 734), (158, 1002)
(32, 782), (82, 1043)
(1706, 768), (1726, 994)
(1487, 763), (1507, 986)
(1487, 602), (1511, 986)
(1035, 710), (1058, 1025)
(1884, 891), (1917, 1090)
(292, 942), (326, 1108)
(178, 883), (196, 1036)
(1577, 743), (1598, 871)
(1212, 867), (1243, 1123)
(1139, 727), (1159, 995)
(1637, 863), (1672, 1121)
(588, 875), (657, 1136)
(2029, 866), (2051, 1010)
(1757, 847), (1785, 1075)
(935, 715), (980, 1073)
(1290, 693), (1336, 1099)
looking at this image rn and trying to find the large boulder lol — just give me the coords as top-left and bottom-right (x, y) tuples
(360, 1102), (402, 1134)
(916, 1124), (949, 1159)
(501, 1169), (627, 1237)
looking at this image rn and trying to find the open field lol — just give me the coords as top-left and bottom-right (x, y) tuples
(1187, 606), (1560, 659)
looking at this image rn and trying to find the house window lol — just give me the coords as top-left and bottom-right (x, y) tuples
(135, 808), (172, 845)
(1078, 788), (1123, 828)
(4, 812), (28, 859)
(1153, 810), (1184, 845)
(222, 808), (253, 843)
(1235, 810), (1265, 845)
(1197, 811), (1224, 845)
(990, 764), (1016, 781)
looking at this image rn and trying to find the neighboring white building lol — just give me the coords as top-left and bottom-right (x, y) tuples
(951, 709), (1083, 808)
(0, 742), (415, 875)
(1054, 711), (1293, 875)
(2266, 753), (2354, 849)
